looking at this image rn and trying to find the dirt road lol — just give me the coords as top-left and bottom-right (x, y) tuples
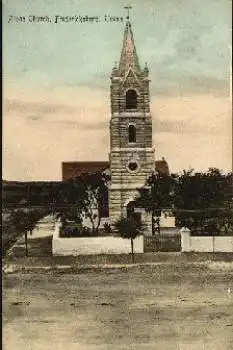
(3, 263), (233, 350)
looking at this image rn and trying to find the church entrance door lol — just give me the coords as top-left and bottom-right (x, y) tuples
(126, 201), (141, 224)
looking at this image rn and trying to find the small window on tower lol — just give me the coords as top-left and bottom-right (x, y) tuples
(128, 124), (136, 143)
(126, 89), (137, 109)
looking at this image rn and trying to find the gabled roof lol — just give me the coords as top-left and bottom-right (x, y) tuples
(62, 161), (110, 181)
(119, 20), (141, 76)
(62, 158), (169, 181)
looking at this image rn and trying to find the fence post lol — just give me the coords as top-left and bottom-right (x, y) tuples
(180, 227), (191, 252)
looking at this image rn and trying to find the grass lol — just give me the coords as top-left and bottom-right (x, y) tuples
(4, 232), (233, 268)
(5, 235), (53, 258)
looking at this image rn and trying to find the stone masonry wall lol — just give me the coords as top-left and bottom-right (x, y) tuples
(109, 65), (154, 235)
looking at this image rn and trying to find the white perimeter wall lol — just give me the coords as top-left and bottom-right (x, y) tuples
(52, 222), (144, 256)
(181, 228), (233, 252)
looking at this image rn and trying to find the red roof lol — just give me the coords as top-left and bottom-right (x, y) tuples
(62, 158), (169, 181)
(62, 161), (109, 181)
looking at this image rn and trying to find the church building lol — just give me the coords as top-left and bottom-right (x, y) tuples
(62, 16), (170, 232)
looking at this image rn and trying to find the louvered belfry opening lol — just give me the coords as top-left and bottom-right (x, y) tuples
(126, 89), (137, 109)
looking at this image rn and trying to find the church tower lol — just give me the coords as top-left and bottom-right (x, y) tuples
(109, 15), (155, 226)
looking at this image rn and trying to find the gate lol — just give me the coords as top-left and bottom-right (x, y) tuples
(144, 234), (181, 252)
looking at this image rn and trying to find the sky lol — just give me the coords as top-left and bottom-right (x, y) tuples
(3, 0), (232, 180)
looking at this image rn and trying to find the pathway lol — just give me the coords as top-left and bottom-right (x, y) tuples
(6, 215), (55, 258)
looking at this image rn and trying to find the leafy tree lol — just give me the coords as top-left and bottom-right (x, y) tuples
(10, 210), (31, 256)
(173, 168), (233, 235)
(78, 171), (110, 233)
(28, 209), (47, 235)
(9, 209), (47, 256)
(53, 179), (87, 225)
(53, 172), (110, 234)
(114, 217), (144, 263)
(135, 171), (175, 236)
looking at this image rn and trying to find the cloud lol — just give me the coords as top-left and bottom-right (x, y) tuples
(54, 119), (108, 130)
(4, 89), (230, 136)
(150, 75), (229, 97)
(155, 131), (232, 175)
(4, 0), (231, 96)
(3, 84), (231, 180)
(4, 99), (76, 116)
(153, 115), (226, 135)
(3, 96), (109, 130)
(154, 118), (192, 134)
(2, 0), (231, 181)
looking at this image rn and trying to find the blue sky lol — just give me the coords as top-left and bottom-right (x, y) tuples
(3, 0), (232, 180)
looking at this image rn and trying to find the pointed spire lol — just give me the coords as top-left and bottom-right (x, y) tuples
(119, 20), (141, 76)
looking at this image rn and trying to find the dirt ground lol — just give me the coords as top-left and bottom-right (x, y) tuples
(3, 263), (233, 350)
(3, 222), (233, 349)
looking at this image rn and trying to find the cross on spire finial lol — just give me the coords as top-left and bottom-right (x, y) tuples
(124, 5), (132, 21)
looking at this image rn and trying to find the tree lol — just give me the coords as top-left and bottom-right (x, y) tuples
(73, 171), (110, 233)
(53, 171), (110, 234)
(10, 210), (30, 256)
(9, 209), (46, 256)
(114, 217), (144, 263)
(173, 168), (233, 235)
(28, 209), (46, 235)
(53, 179), (87, 225)
(135, 171), (175, 236)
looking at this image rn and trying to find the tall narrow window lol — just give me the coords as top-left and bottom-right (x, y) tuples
(126, 89), (137, 109)
(128, 124), (136, 143)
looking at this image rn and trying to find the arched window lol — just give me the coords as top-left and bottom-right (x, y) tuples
(128, 124), (136, 143)
(126, 89), (137, 109)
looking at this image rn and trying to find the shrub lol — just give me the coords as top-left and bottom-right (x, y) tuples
(103, 222), (112, 234)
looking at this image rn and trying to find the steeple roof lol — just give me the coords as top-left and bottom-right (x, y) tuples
(119, 20), (141, 75)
